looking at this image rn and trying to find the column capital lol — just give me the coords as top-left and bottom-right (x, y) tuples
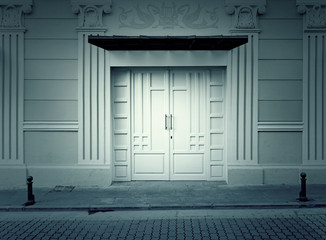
(225, 0), (266, 30)
(297, 0), (326, 31)
(0, 0), (32, 30)
(71, 0), (112, 31)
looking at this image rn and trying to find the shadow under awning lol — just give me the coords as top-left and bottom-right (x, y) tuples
(88, 35), (248, 51)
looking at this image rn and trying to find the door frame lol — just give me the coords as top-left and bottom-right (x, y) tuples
(108, 51), (231, 182)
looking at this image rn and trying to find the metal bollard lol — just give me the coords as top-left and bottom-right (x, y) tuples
(298, 172), (308, 202)
(24, 176), (35, 206)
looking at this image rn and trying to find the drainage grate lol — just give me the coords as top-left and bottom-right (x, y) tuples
(52, 185), (75, 192)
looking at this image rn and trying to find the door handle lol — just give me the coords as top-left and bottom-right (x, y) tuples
(169, 114), (172, 130)
(165, 114), (167, 130)
(165, 114), (173, 130)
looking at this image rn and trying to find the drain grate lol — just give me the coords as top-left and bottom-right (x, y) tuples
(52, 185), (75, 192)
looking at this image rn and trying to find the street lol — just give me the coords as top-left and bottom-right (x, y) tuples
(1, 208), (326, 239)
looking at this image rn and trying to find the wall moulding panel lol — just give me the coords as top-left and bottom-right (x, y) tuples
(77, 31), (107, 164)
(226, 0), (265, 165)
(71, 0), (112, 165)
(303, 33), (326, 163)
(0, 0), (32, 164)
(23, 121), (79, 132)
(258, 122), (304, 132)
(228, 33), (259, 164)
(0, 31), (25, 164)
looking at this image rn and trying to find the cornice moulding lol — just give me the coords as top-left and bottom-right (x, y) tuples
(0, 0), (32, 5)
(0, 27), (26, 32)
(297, 0), (326, 5)
(226, 0), (267, 6)
(76, 27), (107, 32)
(230, 29), (261, 33)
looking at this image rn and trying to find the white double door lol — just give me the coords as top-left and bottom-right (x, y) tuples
(132, 68), (208, 180)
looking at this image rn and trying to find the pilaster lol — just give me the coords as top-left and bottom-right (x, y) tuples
(0, 0), (32, 164)
(297, 0), (326, 164)
(71, 0), (112, 164)
(225, 0), (266, 164)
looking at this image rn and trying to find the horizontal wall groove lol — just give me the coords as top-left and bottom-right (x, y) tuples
(25, 37), (78, 40)
(25, 79), (78, 81)
(258, 100), (303, 102)
(259, 79), (302, 81)
(25, 78), (78, 81)
(25, 59), (78, 61)
(259, 38), (303, 40)
(260, 18), (302, 20)
(259, 58), (303, 61)
(24, 99), (78, 102)
(25, 58), (78, 61)
(25, 17), (77, 20)
(259, 59), (303, 61)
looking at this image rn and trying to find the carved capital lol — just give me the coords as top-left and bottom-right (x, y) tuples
(296, 0), (326, 31)
(225, 0), (266, 30)
(0, 0), (32, 29)
(71, 0), (112, 30)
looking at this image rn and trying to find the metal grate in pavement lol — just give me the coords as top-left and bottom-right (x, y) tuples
(51, 186), (75, 192)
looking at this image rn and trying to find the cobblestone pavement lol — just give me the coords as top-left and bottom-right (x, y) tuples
(1, 208), (326, 240)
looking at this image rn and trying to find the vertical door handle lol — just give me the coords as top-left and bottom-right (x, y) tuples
(165, 114), (173, 130)
(165, 114), (167, 130)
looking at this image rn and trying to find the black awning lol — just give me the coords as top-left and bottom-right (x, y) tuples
(88, 35), (248, 51)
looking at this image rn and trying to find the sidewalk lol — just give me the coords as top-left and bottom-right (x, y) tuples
(1, 181), (326, 212)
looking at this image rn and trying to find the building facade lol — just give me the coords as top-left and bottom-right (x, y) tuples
(0, 0), (325, 187)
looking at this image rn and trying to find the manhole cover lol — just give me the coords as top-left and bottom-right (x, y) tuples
(52, 186), (75, 192)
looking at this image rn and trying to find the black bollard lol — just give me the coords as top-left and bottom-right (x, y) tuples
(24, 176), (35, 206)
(298, 172), (308, 202)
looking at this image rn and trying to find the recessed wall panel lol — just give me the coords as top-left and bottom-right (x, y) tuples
(173, 154), (204, 174)
(211, 149), (223, 161)
(210, 165), (223, 177)
(24, 132), (78, 165)
(134, 154), (164, 174)
(258, 132), (302, 164)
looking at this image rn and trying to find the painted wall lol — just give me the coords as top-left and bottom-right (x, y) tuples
(258, 0), (304, 173)
(24, 0), (78, 167)
(0, 0), (325, 187)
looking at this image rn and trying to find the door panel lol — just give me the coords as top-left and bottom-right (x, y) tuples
(171, 90), (188, 151)
(131, 70), (169, 180)
(170, 70), (207, 180)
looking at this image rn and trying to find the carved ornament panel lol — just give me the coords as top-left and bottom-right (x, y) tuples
(297, 0), (326, 30)
(118, 2), (219, 30)
(71, 0), (112, 30)
(225, 0), (266, 30)
(0, 0), (32, 29)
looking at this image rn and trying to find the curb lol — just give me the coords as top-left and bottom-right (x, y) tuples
(1, 202), (326, 213)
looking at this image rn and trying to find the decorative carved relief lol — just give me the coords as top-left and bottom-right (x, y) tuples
(71, 0), (112, 29)
(297, 0), (326, 30)
(119, 2), (219, 29)
(0, 0), (32, 29)
(225, 0), (266, 30)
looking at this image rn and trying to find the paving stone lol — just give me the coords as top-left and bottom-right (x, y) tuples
(2, 210), (326, 240)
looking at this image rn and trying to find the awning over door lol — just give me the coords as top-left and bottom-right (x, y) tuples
(88, 35), (248, 51)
